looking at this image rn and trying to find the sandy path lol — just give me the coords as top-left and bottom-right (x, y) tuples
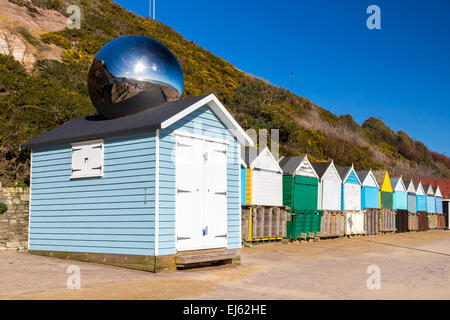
(1, 230), (449, 299)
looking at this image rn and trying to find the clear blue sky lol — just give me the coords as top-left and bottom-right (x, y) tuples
(115, 0), (450, 155)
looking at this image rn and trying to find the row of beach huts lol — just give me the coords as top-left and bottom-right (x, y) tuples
(240, 147), (448, 242)
(19, 94), (449, 271)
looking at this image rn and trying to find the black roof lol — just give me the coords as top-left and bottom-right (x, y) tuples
(20, 95), (209, 150)
(311, 162), (332, 179)
(336, 166), (352, 181)
(356, 171), (370, 183)
(279, 156), (305, 175)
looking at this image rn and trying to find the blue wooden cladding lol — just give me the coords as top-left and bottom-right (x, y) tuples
(426, 196), (436, 213)
(407, 193), (417, 213)
(346, 171), (360, 185)
(393, 191), (408, 210)
(436, 197), (443, 214)
(29, 133), (158, 256)
(416, 195), (427, 212)
(361, 187), (380, 209)
(240, 167), (246, 205)
(338, 167), (361, 211)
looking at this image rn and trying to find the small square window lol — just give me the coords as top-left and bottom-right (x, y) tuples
(71, 139), (104, 179)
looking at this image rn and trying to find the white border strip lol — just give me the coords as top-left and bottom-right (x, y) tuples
(27, 149), (33, 250)
(155, 129), (160, 256)
(173, 130), (229, 145)
(238, 143), (242, 249)
(161, 94), (254, 147)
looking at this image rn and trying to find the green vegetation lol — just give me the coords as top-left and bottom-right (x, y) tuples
(40, 32), (72, 49)
(0, 202), (7, 214)
(31, 0), (62, 10)
(0, 0), (449, 186)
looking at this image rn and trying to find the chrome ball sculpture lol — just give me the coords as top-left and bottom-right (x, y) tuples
(87, 35), (184, 119)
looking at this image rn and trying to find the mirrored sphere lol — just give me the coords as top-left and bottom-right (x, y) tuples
(88, 35), (184, 119)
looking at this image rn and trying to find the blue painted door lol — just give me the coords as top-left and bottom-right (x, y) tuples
(241, 167), (246, 205)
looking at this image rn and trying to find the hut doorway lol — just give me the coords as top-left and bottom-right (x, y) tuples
(175, 134), (228, 251)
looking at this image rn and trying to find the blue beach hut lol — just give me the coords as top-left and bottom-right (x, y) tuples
(415, 182), (427, 212)
(435, 185), (443, 214)
(423, 184), (436, 213)
(391, 177), (407, 210)
(357, 170), (380, 210)
(406, 180), (417, 213)
(20, 94), (254, 272)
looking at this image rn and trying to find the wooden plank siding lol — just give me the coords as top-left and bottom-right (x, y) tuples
(317, 165), (341, 211)
(361, 187), (380, 209)
(29, 133), (157, 256)
(29, 104), (242, 257)
(407, 193), (417, 213)
(436, 197), (443, 214)
(240, 167), (246, 205)
(417, 195), (427, 212)
(427, 196), (436, 213)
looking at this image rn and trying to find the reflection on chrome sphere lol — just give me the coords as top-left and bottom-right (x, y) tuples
(88, 35), (184, 119)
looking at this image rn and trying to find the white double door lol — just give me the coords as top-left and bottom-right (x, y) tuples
(175, 134), (228, 251)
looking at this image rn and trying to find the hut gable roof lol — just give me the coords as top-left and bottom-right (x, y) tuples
(423, 184), (435, 196)
(279, 156), (305, 175)
(241, 147), (282, 173)
(312, 161), (341, 182)
(380, 171), (393, 193)
(434, 185), (443, 198)
(311, 162), (331, 180)
(414, 182), (425, 195)
(337, 165), (361, 185)
(357, 170), (379, 188)
(279, 155), (318, 178)
(417, 179), (450, 199)
(390, 177), (406, 192)
(406, 180), (416, 193)
(20, 94), (254, 150)
(336, 166), (351, 181)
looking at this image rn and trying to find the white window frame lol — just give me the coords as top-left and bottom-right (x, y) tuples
(70, 139), (104, 179)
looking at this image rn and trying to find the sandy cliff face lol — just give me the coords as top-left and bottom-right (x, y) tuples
(0, 0), (67, 71)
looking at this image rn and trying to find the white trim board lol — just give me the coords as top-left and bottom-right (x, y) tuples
(424, 184), (435, 196)
(161, 94), (254, 147)
(174, 130), (229, 145)
(346, 165), (361, 185)
(293, 155), (320, 179)
(435, 185), (443, 198)
(361, 170), (380, 189)
(415, 182), (425, 195)
(392, 177), (406, 192)
(406, 180), (416, 193)
(246, 146), (283, 174)
(154, 129), (160, 256)
(320, 161), (342, 184)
